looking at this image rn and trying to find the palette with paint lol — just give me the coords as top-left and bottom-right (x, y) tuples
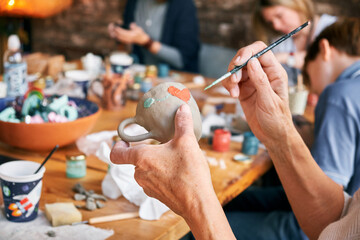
(118, 82), (202, 143)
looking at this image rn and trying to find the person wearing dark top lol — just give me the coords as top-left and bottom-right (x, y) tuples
(108, 0), (200, 73)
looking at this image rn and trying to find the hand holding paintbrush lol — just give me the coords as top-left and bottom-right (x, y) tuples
(204, 21), (310, 90)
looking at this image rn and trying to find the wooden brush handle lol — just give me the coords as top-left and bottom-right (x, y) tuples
(89, 212), (139, 224)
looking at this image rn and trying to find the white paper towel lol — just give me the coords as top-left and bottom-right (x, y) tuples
(76, 128), (169, 220)
(0, 210), (113, 240)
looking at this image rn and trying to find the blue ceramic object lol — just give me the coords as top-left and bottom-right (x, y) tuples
(241, 131), (259, 155)
(158, 63), (170, 78)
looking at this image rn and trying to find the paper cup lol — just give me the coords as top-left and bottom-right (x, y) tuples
(0, 160), (45, 222)
(289, 89), (309, 115)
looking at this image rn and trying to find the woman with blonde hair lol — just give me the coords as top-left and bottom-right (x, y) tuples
(252, 0), (336, 71)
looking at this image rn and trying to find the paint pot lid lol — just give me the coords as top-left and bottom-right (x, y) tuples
(233, 153), (251, 163)
(66, 154), (86, 161)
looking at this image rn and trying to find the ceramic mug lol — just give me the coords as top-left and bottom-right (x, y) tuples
(109, 52), (133, 74)
(65, 70), (91, 98)
(118, 82), (202, 143)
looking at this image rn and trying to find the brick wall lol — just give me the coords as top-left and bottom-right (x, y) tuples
(27, 0), (360, 60)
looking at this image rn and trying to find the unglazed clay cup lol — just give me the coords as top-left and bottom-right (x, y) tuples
(118, 82), (202, 143)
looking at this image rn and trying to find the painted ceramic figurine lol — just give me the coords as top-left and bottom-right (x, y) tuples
(118, 82), (202, 143)
(101, 67), (127, 111)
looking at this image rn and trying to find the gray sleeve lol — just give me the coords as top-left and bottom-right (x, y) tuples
(156, 44), (184, 69)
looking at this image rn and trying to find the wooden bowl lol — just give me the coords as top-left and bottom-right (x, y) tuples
(0, 97), (101, 151)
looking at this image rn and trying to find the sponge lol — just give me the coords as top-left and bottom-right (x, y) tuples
(45, 202), (82, 226)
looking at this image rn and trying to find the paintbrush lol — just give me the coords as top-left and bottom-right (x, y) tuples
(72, 212), (139, 225)
(34, 145), (59, 174)
(204, 21), (310, 90)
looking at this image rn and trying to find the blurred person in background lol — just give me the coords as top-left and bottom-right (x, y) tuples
(108, 0), (200, 73)
(253, 0), (336, 85)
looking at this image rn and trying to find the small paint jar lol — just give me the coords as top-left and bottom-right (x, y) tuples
(126, 83), (141, 101)
(212, 129), (231, 152)
(241, 132), (259, 155)
(66, 154), (86, 178)
(134, 72), (144, 84)
(140, 78), (153, 93)
(113, 135), (121, 143)
(145, 65), (158, 78)
(158, 63), (169, 78)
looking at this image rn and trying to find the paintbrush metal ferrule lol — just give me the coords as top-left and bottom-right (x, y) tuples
(72, 220), (88, 225)
(204, 21), (309, 90)
(204, 72), (231, 90)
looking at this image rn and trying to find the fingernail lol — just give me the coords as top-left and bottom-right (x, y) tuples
(178, 104), (191, 114)
(234, 56), (241, 65)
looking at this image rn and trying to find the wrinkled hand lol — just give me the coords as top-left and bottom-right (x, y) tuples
(222, 41), (293, 145)
(108, 22), (150, 46)
(110, 105), (213, 218)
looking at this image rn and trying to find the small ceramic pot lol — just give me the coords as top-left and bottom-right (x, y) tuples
(118, 82), (202, 143)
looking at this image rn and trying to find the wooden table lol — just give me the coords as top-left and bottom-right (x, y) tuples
(0, 76), (273, 239)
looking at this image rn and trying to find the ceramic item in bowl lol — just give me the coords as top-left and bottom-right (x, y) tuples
(0, 97), (101, 151)
(118, 82), (202, 143)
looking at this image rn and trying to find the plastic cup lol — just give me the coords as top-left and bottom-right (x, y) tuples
(158, 63), (169, 78)
(289, 88), (309, 115)
(0, 160), (45, 222)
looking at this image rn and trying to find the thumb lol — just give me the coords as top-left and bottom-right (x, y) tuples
(110, 141), (134, 165)
(174, 104), (195, 139)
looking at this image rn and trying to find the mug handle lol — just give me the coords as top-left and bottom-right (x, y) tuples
(89, 79), (103, 100)
(117, 117), (154, 142)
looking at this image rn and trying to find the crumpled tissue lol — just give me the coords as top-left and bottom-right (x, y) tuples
(76, 127), (169, 220)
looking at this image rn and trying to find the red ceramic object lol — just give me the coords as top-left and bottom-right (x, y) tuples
(0, 98), (101, 151)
